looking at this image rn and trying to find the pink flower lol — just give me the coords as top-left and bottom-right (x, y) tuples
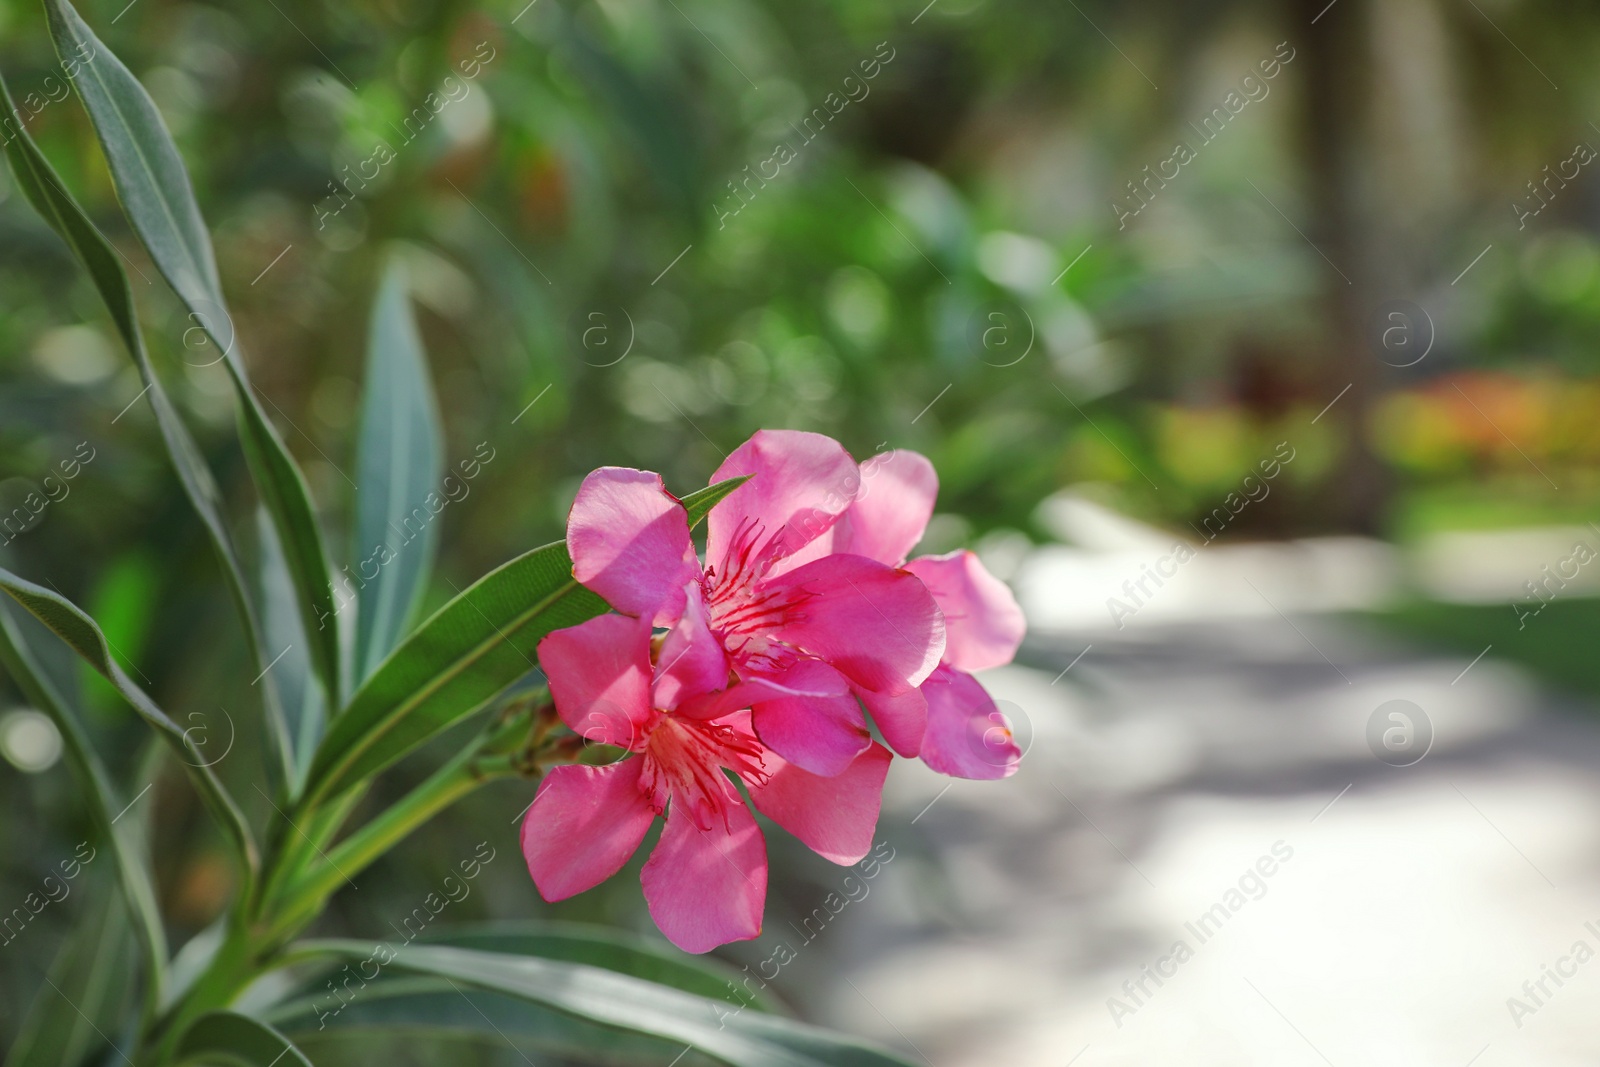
(521, 611), (892, 953)
(816, 449), (1028, 779)
(565, 430), (946, 777)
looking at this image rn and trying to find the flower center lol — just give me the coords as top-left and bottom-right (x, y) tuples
(702, 517), (812, 672)
(637, 714), (769, 832)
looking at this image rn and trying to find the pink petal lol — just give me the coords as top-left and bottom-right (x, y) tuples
(745, 660), (871, 776)
(522, 760), (655, 900)
(652, 588), (729, 711)
(833, 450), (938, 566)
(672, 660), (864, 775)
(919, 665), (1020, 780)
(748, 742), (891, 864)
(641, 798), (767, 953)
(537, 614), (655, 748)
(766, 553), (946, 694)
(855, 684), (927, 758)
(905, 551), (1025, 673)
(568, 467), (699, 625)
(708, 430), (859, 569)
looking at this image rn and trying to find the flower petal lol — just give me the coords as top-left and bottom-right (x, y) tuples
(641, 797), (767, 953)
(833, 450), (938, 566)
(855, 683), (927, 758)
(919, 665), (1021, 780)
(748, 742), (891, 864)
(568, 467), (699, 624)
(521, 760), (655, 901)
(708, 430), (859, 569)
(905, 550), (1025, 673)
(652, 586), (729, 711)
(537, 613), (655, 747)
(766, 553), (946, 694)
(746, 660), (871, 777)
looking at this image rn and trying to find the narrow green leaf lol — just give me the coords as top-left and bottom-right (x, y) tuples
(303, 541), (606, 807)
(257, 510), (323, 793)
(0, 565), (258, 876)
(0, 602), (167, 1011)
(415, 922), (779, 1011)
(176, 1012), (313, 1067)
(681, 475), (750, 528)
(271, 979), (721, 1066)
(7, 872), (139, 1067)
(41, 0), (342, 710)
(0, 68), (301, 792)
(351, 258), (444, 683)
(287, 941), (916, 1067)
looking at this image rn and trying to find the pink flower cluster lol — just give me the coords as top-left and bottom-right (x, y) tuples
(521, 430), (1025, 952)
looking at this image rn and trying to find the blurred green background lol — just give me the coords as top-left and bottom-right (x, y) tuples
(4, 0), (1600, 1055)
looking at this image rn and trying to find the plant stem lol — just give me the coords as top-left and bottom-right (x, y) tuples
(261, 744), (521, 948)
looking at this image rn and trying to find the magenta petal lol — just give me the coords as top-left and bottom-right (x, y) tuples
(537, 614), (655, 747)
(673, 656), (849, 721)
(749, 742), (891, 864)
(652, 589), (729, 711)
(708, 430), (860, 567)
(919, 665), (1021, 780)
(641, 799), (767, 953)
(568, 467), (699, 624)
(747, 661), (872, 777)
(521, 760), (655, 901)
(905, 550), (1025, 673)
(833, 450), (938, 566)
(767, 553), (946, 694)
(856, 684), (927, 758)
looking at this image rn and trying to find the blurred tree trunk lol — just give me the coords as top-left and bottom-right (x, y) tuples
(1299, 0), (1391, 535)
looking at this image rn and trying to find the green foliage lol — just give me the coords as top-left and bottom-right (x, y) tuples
(0, 7), (901, 1062)
(175, 1013), (314, 1067)
(8, 873), (139, 1067)
(351, 259), (445, 684)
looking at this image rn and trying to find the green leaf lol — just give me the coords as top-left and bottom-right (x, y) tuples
(413, 922), (780, 1012)
(271, 979), (721, 1066)
(0, 602), (167, 1011)
(176, 1012), (313, 1067)
(41, 0), (342, 711)
(351, 258), (444, 684)
(257, 510), (324, 794)
(0, 67), (301, 793)
(0, 565), (258, 876)
(7, 872), (139, 1067)
(286, 940), (916, 1067)
(681, 475), (750, 528)
(302, 540), (606, 807)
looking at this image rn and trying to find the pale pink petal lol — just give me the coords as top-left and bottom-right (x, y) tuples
(832, 450), (938, 566)
(855, 684), (927, 758)
(521, 760), (655, 900)
(905, 550), (1025, 673)
(919, 665), (1020, 780)
(748, 742), (891, 864)
(707, 430), (859, 569)
(652, 588), (729, 711)
(537, 614), (654, 748)
(766, 553), (945, 694)
(746, 660), (871, 776)
(568, 467), (699, 624)
(641, 798), (767, 953)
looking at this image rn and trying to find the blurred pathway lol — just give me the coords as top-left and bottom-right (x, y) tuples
(786, 612), (1600, 1067)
